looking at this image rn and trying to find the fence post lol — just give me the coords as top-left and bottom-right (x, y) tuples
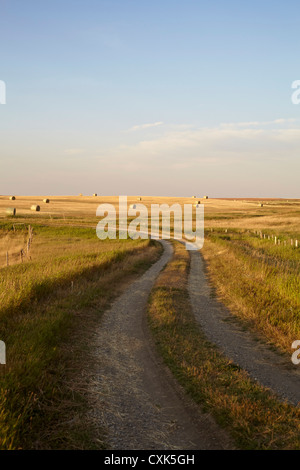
(27, 225), (33, 254)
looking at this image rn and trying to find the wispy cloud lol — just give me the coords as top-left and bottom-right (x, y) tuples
(101, 119), (300, 170)
(127, 121), (164, 132)
(220, 118), (298, 128)
(56, 119), (300, 197)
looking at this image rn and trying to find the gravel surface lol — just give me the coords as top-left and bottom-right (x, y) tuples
(90, 241), (233, 450)
(189, 250), (300, 407)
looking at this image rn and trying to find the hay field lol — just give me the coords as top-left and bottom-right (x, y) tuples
(1, 194), (299, 268)
(1, 194), (299, 227)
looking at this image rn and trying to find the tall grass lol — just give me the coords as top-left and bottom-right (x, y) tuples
(202, 230), (300, 353)
(0, 224), (161, 449)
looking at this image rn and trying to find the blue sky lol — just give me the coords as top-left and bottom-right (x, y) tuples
(0, 0), (300, 197)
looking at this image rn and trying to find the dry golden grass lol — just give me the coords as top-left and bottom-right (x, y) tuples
(202, 233), (300, 354)
(0, 232), (28, 268)
(155, 242), (189, 290)
(1, 195), (299, 233)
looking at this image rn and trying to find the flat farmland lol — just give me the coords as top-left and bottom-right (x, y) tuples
(0, 195), (299, 450)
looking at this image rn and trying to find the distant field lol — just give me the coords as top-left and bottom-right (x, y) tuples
(1, 194), (299, 229)
(0, 194), (299, 266)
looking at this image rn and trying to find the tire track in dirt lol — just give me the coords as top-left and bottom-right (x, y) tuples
(91, 241), (233, 450)
(188, 250), (300, 407)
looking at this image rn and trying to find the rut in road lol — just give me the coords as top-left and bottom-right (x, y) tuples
(188, 250), (300, 407)
(91, 241), (233, 450)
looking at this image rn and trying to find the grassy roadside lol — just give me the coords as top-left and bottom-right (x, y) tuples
(201, 230), (300, 354)
(147, 241), (300, 450)
(0, 225), (162, 449)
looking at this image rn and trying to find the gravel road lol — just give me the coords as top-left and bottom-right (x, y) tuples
(91, 241), (233, 450)
(188, 250), (300, 407)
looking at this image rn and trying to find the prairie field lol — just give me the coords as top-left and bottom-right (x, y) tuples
(0, 194), (299, 351)
(0, 194), (299, 449)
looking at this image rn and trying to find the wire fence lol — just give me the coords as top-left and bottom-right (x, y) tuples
(3, 224), (34, 267)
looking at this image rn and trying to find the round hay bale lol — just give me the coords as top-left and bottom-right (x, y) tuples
(193, 203), (200, 208)
(93, 193), (97, 197)
(203, 195), (208, 199)
(9, 196), (16, 200)
(6, 208), (16, 216)
(137, 197), (142, 201)
(31, 205), (40, 212)
(43, 198), (50, 203)
(129, 204), (137, 209)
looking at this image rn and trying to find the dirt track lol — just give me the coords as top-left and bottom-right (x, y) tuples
(90, 241), (233, 450)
